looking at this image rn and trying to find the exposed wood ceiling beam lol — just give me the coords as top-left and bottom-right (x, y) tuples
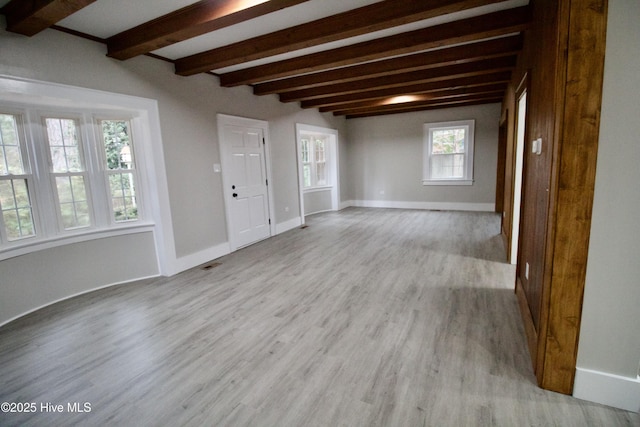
(332, 92), (506, 116)
(174, 0), (510, 76)
(211, 7), (529, 84)
(1, 2), (528, 118)
(279, 56), (517, 103)
(334, 92), (505, 116)
(300, 72), (513, 109)
(106, 0), (310, 60)
(323, 84), (507, 114)
(344, 97), (504, 119)
(1, 0), (96, 36)
(205, 5), (529, 82)
(249, 35), (522, 95)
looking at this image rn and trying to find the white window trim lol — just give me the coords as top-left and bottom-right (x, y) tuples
(300, 133), (330, 190)
(0, 75), (176, 275)
(303, 185), (333, 193)
(39, 112), (97, 232)
(295, 124), (340, 222)
(423, 119), (475, 186)
(94, 115), (144, 226)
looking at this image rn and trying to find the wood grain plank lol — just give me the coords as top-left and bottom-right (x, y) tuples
(541, 0), (608, 394)
(1, 209), (635, 425)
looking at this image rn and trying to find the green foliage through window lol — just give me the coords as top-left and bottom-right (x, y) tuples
(102, 120), (138, 222)
(102, 120), (133, 170)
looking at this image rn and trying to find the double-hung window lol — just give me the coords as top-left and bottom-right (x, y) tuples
(423, 120), (475, 186)
(0, 113), (36, 241)
(301, 135), (329, 189)
(100, 119), (139, 222)
(45, 116), (92, 230)
(0, 106), (146, 251)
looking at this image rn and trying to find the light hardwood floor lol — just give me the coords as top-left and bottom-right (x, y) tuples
(0, 208), (638, 426)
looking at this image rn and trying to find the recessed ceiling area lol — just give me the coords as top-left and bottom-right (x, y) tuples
(0, 0), (530, 118)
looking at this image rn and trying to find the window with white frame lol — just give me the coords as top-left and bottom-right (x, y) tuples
(301, 134), (329, 188)
(423, 119), (475, 185)
(45, 116), (92, 230)
(0, 107), (144, 250)
(100, 119), (139, 222)
(0, 113), (36, 241)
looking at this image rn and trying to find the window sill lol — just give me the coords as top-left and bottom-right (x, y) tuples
(422, 179), (473, 186)
(303, 186), (333, 193)
(0, 221), (155, 261)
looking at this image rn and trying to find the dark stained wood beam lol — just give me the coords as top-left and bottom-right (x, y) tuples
(331, 91), (505, 116)
(198, 5), (529, 80)
(174, 0), (511, 76)
(323, 84), (507, 114)
(248, 35), (522, 94)
(300, 72), (513, 109)
(279, 56), (517, 102)
(338, 96), (505, 117)
(344, 96), (504, 119)
(106, 0), (310, 60)
(1, 0), (96, 36)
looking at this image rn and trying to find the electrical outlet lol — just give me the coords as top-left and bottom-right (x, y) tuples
(284, 206), (289, 212)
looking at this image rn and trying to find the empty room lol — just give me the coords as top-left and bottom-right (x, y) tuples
(0, 0), (638, 425)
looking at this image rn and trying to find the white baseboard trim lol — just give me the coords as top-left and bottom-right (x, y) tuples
(171, 219), (302, 276)
(276, 217), (302, 234)
(0, 274), (160, 328)
(348, 200), (495, 212)
(339, 200), (353, 210)
(573, 367), (640, 412)
(171, 242), (231, 275)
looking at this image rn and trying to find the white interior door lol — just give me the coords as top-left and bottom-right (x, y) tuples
(221, 123), (271, 249)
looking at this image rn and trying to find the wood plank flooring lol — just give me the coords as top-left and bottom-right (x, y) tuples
(1, 208), (638, 426)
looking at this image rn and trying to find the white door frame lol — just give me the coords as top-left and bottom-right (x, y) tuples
(295, 123), (340, 223)
(511, 90), (527, 264)
(217, 114), (276, 251)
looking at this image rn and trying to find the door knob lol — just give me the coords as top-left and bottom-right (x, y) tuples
(233, 193), (238, 198)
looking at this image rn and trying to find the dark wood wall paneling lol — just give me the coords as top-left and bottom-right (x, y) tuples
(498, 0), (608, 394)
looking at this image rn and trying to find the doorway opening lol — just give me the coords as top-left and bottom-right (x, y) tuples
(510, 89), (527, 264)
(295, 124), (339, 222)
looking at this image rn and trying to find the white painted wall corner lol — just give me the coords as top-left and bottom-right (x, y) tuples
(276, 217), (302, 235)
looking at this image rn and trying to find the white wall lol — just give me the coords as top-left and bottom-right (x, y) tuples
(574, 0), (640, 412)
(303, 190), (333, 215)
(0, 232), (159, 324)
(345, 104), (500, 211)
(0, 23), (347, 325)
